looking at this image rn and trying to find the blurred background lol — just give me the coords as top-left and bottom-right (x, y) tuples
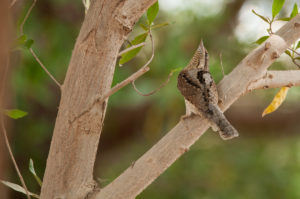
(2, 0), (300, 198)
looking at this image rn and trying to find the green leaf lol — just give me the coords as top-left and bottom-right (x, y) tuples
(296, 41), (300, 49)
(252, 9), (269, 23)
(139, 23), (149, 31)
(290, 3), (298, 18)
(15, 34), (27, 46)
(13, 36), (34, 50)
(254, 36), (269, 44)
(272, 0), (285, 18)
(151, 22), (169, 30)
(0, 180), (39, 198)
(119, 33), (148, 65)
(29, 159), (43, 187)
(147, 1), (159, 25)
(278, 17), (290, 21)
(4, 109), (27, 119)
(285, 50), (292, 58)
(24, 39), (34, 49)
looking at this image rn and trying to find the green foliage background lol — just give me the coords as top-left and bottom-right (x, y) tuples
(4, 0), (300, 198)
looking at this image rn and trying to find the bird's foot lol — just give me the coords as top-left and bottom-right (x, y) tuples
(180, 113), (198, 131)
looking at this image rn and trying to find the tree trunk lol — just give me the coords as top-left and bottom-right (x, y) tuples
(40, 0), (157, 198)
(0, 0), (11, 197)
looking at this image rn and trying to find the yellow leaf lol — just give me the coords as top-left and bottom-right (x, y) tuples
(262, 87), (289, 117)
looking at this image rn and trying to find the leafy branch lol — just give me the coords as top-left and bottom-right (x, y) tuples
(14, 0), (61, 88)
(252, 0), (299, 117)
(118, 1), (180, 97)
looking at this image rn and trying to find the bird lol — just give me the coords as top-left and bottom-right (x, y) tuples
(177, 40), (239, 140)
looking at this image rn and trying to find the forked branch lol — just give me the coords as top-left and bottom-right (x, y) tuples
(71, 30), (155, 123)
(248, 70), (300, 90)
(95, 14), (300, 199)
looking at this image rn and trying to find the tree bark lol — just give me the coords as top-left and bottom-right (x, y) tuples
(248, 70), (300, 90)
(0, 0), (11, 198)
(40, 0), (157, 198)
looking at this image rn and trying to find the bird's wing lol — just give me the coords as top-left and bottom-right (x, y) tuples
(177, 68), (218, 113)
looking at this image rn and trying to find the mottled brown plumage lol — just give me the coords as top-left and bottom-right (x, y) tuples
(177, 40), (238, 140)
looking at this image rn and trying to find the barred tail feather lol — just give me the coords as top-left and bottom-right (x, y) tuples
(207, 104), (239, 140)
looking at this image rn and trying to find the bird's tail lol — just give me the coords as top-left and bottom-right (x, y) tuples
(207, 104), (239, 140)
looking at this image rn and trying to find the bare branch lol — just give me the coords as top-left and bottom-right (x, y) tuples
(70, 66), (150, 123)
(29, 48), (61, 88)
(248, 70), (300, 90)
(132, 70), (174, 96)
(288, 47), (300, 56)
(18, 0), (61, 88)
(0, 123), (32, 199)
(95, 15), (300, 199)
(118, 42), (146, 57)
(292, 58), (300, 68)
(20, 0), (36, 35)
(97, 67), (150, 104)
(0, 59), (31, 199)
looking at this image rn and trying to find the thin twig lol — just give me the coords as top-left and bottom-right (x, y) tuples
(0, 58), (31, 199)
(124, 39), (133, 47)
(219, 52), (225, 77)
(20, 0), (37, 35)
(103, 30), (154, 99)
(9, 0), (17, 7)
(292, 58), (300, 68)
(70, 30), (155, 123)
(69, 66), (150, 123)
(18, 0), (61, 88)
(288, 47), (300, 56)
(118, 42), (146, 56)
(132, 71), (174, 96)
(100, 67), (151, 102)
(29, 48), (61, 88)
